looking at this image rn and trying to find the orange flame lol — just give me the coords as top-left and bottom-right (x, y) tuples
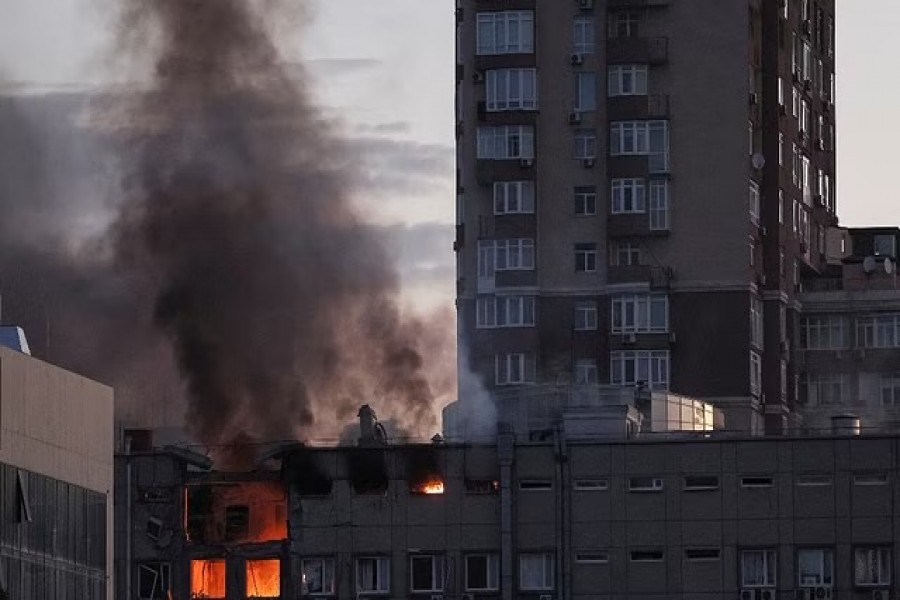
(191, 559), (226, 599)
(414, 478), (445, 495)
(246, 559), (281, 598)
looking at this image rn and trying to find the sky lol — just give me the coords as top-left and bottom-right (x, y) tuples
(0, 0), (895, 304)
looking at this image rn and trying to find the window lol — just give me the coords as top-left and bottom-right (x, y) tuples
(798, 548), (833, 587)
(356, 557), (390, 594)
(855, 547), (891, 586)
(575, 243), (598, 272)
(478, 239), (535, 274)
(191, 560), (226, 600)
(608, 11), (640, 38)
(139, 563), (172, 600)
(800, 316), (847, 350)
(574, 479), (608, 491)
(685, 549), (721, 562)
(750, 296), (764, 348)
(629, 477), (663, 492)
(611, 242), (642, 266)
(574, 302), (598, 331)
(803, 373), (847, 407)
(610, 121), (669, 173)
(608, 65), (648, 97)
(857, 314), (900, 349)
(778, 132), (784, 165)
(750, 351), (762, 396)
(574, 359), (598, 385)
(611, 351), (669, 389)
(741, 549), (776, 587)
(749, 181), (761, 225)
(648, 180), (669, 230)
(574, 73), (597, 112)
(302, 558), (336, 596)
(410, 555), (445, 593)
(465, 479), (500, 494)
(611, 293), (668, 334)
(574, 128), (597, 159)
(874, 234), (897, 258)
(519, 553), (554, 590)
(519, 480), (552, 491)
(741, 476), (774, 488)
(575, 552), (609, 564)
(486, 69), (537, 111)
(779, 189), (784, 224)
(881, 373), (900, 407)
(494, 181), (535, 214)
(630, 550), (664, 562)
(796, 475), (832, 487)
(477, 11), (534, 55)
(574, 186), (597, 215)
(476, 295), (536, 328)
(465, 554), (499, 591)
(246, 559), (280, 599)
(496, 353), (536, 385)
(853, 472), (889, 486)
(611, 179), (646, 214)
(573, 17), (595, 55)
(477, 126), (535, 159)
(684, 476), (719, 491)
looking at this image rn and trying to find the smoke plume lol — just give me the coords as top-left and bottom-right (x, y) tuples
(0, 1), (454, 456)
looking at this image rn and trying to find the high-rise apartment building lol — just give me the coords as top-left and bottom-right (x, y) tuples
(454, 0), (837, 434)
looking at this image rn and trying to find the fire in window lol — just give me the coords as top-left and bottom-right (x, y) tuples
(191, 559), (226, 599)
(246, 559), (281, 599)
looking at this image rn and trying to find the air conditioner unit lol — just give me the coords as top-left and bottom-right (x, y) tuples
(520, 158), (534, 168)
(569, 112), (583, 125)
(570, 53), (585, 66)
(749, 92), (759, 105)
(578, 0), (594, 10)
(623, 333), (637, 344)
(813, 587), (833, 600)
(473, 70), (485, 84)
(582, 157), (596, 169)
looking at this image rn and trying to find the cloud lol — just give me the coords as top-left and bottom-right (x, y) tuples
(379, 221), (455, 286)
(299, 58), (383, 77)
(346, 135), (454, 197)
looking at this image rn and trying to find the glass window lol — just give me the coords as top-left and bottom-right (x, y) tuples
(477, 11), (535, 55)
(574, 128), (597, 159)
(356, 557), (391, 594)
(575, 243), (598, 272)
(608, 11), (640, 38)
(496, 353), (536, 385)
(749, 181), (761, 225)
(649, 180), (669, 230)
(874, 234), (897, 257)
(494, 181), (535, 215)
(410, 555), (445, 592)
(611, 350), (670, 390)
(465, 554), (499, 591)
(611, 179), (646, 214)
(611, 294), (668, 334)
(574, 73), (597, 112)
(477, 126), (535, 160)
(486, 69), (538, 111)
(519, 553), (554, 590)
(741, 549), (776, 587)
(139, 562), (172, 600)
(574, 359), (598, 385)
(611, 242), (642, 267)
(855, 547), (891, 586)
(574, 186), (597, 215)
(573, 17), (595, 55)
(302, 558), (336, 595)
(608, 64), (648, 97)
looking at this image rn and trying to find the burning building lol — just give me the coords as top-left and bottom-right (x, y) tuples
(117, 408), (900, 600)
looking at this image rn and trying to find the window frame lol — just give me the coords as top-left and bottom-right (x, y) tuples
(611, 293), (668, 334)
(574, 185), (597, 216)
(486, 68), (538, 112)
(854, 546), (892, 587)
(494, 181), (536, 215)
(797, 548), (834, 587)
(301, 557), (336, 596)
(574, 301), (599, 331)
(477, 125), (535, 160)
(610, 350), (670, 390)
(608, 64), (648, 97)
(574, 73), (597, 112)
(465, 553), (500, 592)
(476, 11), (535, 56)
(575, 243), (598, 273)
(518, 553), (555, 591)
(138, 562), (172, 600)
(409, 554), (446, 593)
(740, 548), (777, 588)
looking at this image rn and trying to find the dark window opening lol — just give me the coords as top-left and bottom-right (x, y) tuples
(139, 562), (172, 599)
(684, 476), (719, 490)
(464, 479), (500, 494)
(224, 505), (250, 541)
(348, 449), (389, 494)
(741, 476), (774, 488)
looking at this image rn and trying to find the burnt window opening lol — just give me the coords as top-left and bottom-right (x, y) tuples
(406, 447), (444, 496)
(464, 479), (500, 495)
(138, 562), (172, 599)
(186, 485), (213, 544)
(191, 559), (226, 600)
(348, 449), (389, 495)
(246, 559), (281, 599)
(285, 450), (334, 496)
(224, 505), (250, 541)
(146, 517), (163, 540)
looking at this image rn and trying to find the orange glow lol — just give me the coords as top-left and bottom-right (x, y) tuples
(191, 559), (226, 599)
(186, 481), (287, 545)
(246, 559), (281, 598)
(413, 478), (445, 495)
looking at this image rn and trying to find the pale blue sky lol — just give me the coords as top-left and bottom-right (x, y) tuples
(0, 0), (895, 246)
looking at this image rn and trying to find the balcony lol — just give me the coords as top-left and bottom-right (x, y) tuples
(608, 94), (670, 120)
(607, 213), (670, 238)
(607, 37), (668, 65)
(608, 265), (673, 289)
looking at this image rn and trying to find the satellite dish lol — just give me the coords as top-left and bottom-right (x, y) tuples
(863, 256), (877, 274)
(886, 258), (895, 275)
(751, 153), (766, 170)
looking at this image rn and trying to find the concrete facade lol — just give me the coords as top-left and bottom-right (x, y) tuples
(454, 0), (837, 435)
(117, 431), (900, 600)
(0, 345), (115, 599)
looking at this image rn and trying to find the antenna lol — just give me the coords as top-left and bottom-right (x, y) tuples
(863, 256), (877, 274)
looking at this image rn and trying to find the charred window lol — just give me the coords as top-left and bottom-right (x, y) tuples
(347, 449), (389, 494)
(224, 505), (250, 541)
(464, 479), (500, 495)
(191, 559), (226, 599)
(284, 450), (333, 496)
(138, 562), (172, 599)
(186, 481), (286, 545)
(246, 559), (281, 599)
(406, 447), (445, 495)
